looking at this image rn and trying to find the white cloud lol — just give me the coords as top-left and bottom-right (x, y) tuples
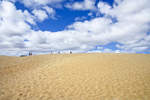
(43, 6), (55, 14)
(25, 30), (95, 52)
(98, 2), (111, 14)
(0, 0), (150, 56)
(32, 9), (48, 21)
(74, 16), (87, 21)
(87, 49), (121, 53)
(0, 1), (31, 36)
(0, 1), (32, 56)
(43, 6), (56, 19)
(14, 0), (64, 7)
(88, 12), (93, 16)
(30, 6), (56, 22)
(96, 0), (150, 52)
(23, 10), (36, 25)
(87, 50), (102, 53)
(65, 0), (96, 10)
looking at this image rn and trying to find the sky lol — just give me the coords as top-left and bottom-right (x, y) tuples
(0, 0), (150, 56)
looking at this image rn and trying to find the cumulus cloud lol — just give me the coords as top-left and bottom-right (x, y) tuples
(32, 9), (48, 21)
(96, 0), (150, 52)
(0, 0), (150, 56)
(7, 0), (58, 21)
(43, 6), (56, 19)
(31, 6), (56, 22)
(65, 0), (96, 10)
(0, 1), (33, 55)
(10, 0), (64, 7)
(0, 1), (31, 44)
(98, 2), (111, 14)
(88, 12), (93, 16)
(74, 16), (87, 21)
(25, 30), (95, 53)
(23, 10), (36, 25)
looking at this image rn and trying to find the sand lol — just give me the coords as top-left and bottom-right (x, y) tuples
(0, 53), (150, 100)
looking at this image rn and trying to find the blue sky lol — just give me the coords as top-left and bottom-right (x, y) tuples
(15, 0), (102, 32)
(0, 0), (150, 56)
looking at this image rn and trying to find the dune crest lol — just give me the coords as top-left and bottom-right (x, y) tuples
(0, 53), (150, 100)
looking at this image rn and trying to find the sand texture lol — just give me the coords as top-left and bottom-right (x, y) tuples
(0, 53), (150, 100)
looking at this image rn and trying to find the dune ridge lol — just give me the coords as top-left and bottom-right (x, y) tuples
(0, 53), (150, 100)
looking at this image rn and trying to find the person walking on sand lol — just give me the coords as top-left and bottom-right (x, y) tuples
(29, 52), (32, 56)
(70, 51), (72, 54)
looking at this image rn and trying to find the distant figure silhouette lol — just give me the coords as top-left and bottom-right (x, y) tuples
(70, 51), (72, 54)
(29, 52), (32, 56)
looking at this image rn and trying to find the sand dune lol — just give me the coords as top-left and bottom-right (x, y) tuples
(0, 53), (150, 100)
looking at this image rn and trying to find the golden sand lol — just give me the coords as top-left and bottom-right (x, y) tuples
(0, 53), (150, 100)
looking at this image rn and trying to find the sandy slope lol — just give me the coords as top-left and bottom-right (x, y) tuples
(0, 53), (150, 100)
(0, 56), (21, 68)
